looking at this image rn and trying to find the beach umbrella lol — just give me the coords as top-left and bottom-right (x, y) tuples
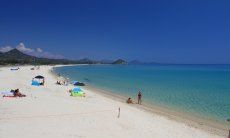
(73, 81), (78, 84)
(35, 75), (44, 79)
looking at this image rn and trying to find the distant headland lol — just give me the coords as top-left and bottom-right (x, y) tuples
(0, 48), (128, 65)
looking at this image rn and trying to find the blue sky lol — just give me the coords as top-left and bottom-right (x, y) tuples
(0, 0), (230, 63)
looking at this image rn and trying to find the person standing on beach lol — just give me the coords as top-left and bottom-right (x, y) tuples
(42, 78), (45, 86)
(137, 91), (142, 104)
(118, 107), (120, 118)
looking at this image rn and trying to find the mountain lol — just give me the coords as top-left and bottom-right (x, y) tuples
(76, 58), (99, 64)
(0, 48), (79, 65)
(0, 49), (130, 65)
(0, 48), (117, 65)
(129, 60), (143, 64)
(0, 49), (34, 64)
(0, 49), (34, 60)
(112, 59), (127, 64)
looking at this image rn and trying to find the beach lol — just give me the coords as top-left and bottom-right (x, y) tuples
(0, 65), (227, 138)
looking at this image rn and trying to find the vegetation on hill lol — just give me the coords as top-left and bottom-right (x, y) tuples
(0, 49), (130, 65)
(0, 49), (131, 65)
(0, 49), (91, 65)
(112, 59), (127, 64)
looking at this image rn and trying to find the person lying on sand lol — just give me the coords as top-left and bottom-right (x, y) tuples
(3, 89), (26, 97)
(126, 97), (133, 104)
(56, 81), (61, 85)
(14, 89), (26, 97)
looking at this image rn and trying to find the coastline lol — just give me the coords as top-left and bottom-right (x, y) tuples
(52, 64), (229, 136)
(0, 65), (227, 138)
(84, 85), (228, 135)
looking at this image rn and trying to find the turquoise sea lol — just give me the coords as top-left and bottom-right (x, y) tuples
(54, 64), (230, 126)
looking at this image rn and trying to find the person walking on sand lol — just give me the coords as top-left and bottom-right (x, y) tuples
(137, 91), (142, 105)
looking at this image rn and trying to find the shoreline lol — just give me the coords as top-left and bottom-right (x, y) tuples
(0, 65), (227, 138)
(84, 85), (228, 135)
(52, 64), (228, 136)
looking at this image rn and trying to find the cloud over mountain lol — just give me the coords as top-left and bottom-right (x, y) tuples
(16, 43), (35, 53)
(0, 43), (64, 59)
(0, 46), (13, 53)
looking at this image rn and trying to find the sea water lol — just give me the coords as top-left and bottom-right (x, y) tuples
(54, 64), (230, 125)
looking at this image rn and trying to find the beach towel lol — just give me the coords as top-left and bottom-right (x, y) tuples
(71, 91), (84, 97)
(1, 91), (14, 96)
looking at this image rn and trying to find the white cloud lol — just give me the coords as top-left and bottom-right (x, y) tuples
(36, 48), (43, 53)
(0, 43), (64, 59)
(0, 46), (13, 52)
(16, 43), (34, 53)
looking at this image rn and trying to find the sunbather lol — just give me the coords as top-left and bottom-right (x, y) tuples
(14, 89), (26, 97)
(56, 81), (61, 85)
(126, 97), (133, 104)
(3, 89), (26, 97)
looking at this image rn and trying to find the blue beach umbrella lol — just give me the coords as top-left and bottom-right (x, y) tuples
(73, 81), (78, 85)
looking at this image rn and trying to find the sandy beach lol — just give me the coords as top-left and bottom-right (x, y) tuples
(0, 65), (227, 138)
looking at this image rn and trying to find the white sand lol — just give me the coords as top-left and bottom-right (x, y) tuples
(0, 65), (227, 138)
